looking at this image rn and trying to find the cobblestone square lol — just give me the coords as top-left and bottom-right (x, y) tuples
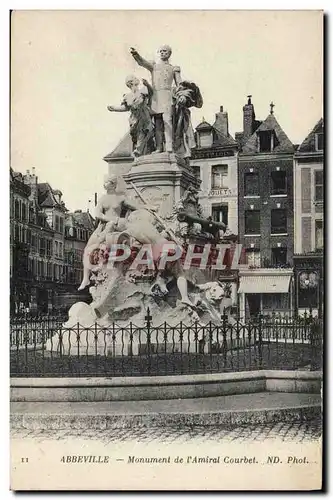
(11, 418), (322, 445)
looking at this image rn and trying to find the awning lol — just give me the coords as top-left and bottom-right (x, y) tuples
(238, 275), (291, 294)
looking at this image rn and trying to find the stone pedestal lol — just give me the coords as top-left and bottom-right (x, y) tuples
(123, 152), (200, 217)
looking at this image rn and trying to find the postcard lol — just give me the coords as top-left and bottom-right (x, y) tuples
(10, 9), (323, 491)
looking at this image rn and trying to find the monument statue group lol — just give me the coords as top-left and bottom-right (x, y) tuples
(47, 45), (238, 355)
(108, 45), (203, 158)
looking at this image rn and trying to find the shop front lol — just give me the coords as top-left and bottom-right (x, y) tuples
(238, 269), (293, 320)
(293, 253), (323, 317)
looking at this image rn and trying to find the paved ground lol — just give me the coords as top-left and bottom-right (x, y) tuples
(11, 420), (322, 444)
(11, 392), (322, 444)
(11, 392), (321, 415)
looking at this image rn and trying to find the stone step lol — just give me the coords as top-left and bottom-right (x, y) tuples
(11, 392), (321, 430)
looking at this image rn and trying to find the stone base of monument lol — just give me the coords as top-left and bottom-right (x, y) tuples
(123, 152), (199, 218)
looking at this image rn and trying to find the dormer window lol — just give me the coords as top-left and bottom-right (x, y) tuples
(315, 132), (324, 151)
(199, 130), (213, 148)
(258, 130), (278, 152)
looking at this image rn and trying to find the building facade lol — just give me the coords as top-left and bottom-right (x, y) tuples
(10, 167), (94, 313)
(293, 118), (324, 316)
(190, 106), (239, 235)
(64, 210), (95, 303)
(236, 98), (295, 318)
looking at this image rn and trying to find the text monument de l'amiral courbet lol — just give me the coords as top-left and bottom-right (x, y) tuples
(46, 44), (241, 355)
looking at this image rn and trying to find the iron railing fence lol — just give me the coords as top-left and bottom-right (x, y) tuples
(10, 310), (323, 377)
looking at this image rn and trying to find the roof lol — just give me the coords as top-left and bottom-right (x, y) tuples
(242, 113), (295, 154)
(10, 168), (31, 196)
(212, 126), (238, 148)
(37, 183), (61, 208)
(37, 183), (67, 211)
(196, 120), (212, 131)
(238, 274), (291, 294)
(297, 118), (324, 153)
(104, 132), (133, 160)
(72, 210), (95, 230)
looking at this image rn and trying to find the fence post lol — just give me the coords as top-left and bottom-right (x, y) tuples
(145, 307), (152, 375)
(221, 310), (228, 369)
(258, 313), (263, 370)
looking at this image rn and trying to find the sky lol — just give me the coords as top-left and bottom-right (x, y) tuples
(10, 10), (323, 212)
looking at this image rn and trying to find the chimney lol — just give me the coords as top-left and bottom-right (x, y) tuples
(214, 105), (229, 137)
(243, 95), (256, 142)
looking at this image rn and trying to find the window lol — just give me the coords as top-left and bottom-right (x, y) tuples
(262, 293), (290, 312)
(22, 204), (27, 222)
(212, 204), (228, 226)
(46, 240), (52, 257)
(258, 130), (278, 152)
(47, 263), (52, 278)
(14, 200), (19, 219)
(271, 171), (287, 195)
(271, 247), (287, 266)
(39, 238), (46, 256)
(10, 196), (14, 218)
(211, 165), (228, 189)
(59, 242), (63, 258)
(55, 215), (60, 232)
(244, 173), (259, 196)
(315, 132), (324, 151)
(315, 220), (323, 250)
(245, 249), (261, 268)
(31, 234), (36, 250)
(298, 272), (319, 309)
(245, 210), (260, 234)
(271, 209), (287, 234)
(60, 218), (64, 234)
(193, 166), (201, 181)
(54, 264), (59, 280)
(199, 131), (213, 148)
(76, 249), (83, 263)
(14, 225), (20, 241)
(55, 241), (59, 257)
(315, 170), (323, 202)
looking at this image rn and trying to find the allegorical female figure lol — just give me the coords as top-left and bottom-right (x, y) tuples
(172, 81), (203, 158)
(107, 75), (155, 157)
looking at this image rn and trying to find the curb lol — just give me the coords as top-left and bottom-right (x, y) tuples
(11, 404), (321, 431)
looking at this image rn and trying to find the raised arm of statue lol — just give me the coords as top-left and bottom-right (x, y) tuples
(107, 104), (127, 112)
(130, 47), (154, 72)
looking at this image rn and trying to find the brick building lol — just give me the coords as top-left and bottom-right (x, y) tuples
(293, 118), (324, 315)
(236, 98), (295, 318)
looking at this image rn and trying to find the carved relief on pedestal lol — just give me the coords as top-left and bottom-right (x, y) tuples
(134, 186), (170, 215)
